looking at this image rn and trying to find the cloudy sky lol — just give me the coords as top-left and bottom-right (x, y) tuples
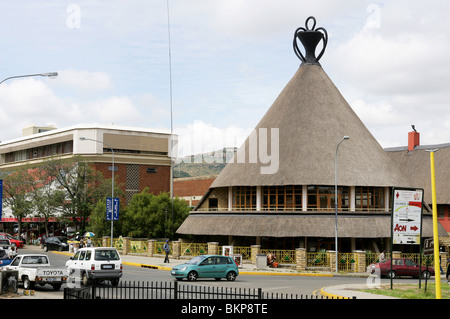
(0, 1), (449, 157)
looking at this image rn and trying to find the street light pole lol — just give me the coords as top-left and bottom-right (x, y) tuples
(0, 72), (58, 84)
(334, 135), (349, 273)
(79, 137), (115, 247)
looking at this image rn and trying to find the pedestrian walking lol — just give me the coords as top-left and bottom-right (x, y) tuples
(163, 239), (170, 263)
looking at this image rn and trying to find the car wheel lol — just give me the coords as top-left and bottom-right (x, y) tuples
(421, 270), (431, 279)
(111, 279), (119, 287)
(226, 271), (237, 281)
(52, 283), (62, 291)
(82, 272), (91, 286)
(43, 245), (48, 252)
(23, 276), (34, 290)
(387, 270), (396, 279)
(58, 246), (63, 252)
(187, 271), (198, 281)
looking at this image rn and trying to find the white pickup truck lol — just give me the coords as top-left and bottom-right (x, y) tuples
(6, 254), (68, 290)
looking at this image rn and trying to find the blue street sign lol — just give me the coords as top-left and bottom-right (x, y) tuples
(106, 197), (119, 221)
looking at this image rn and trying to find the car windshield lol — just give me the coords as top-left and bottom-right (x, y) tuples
(94, 249), (120, 261)
(185, 256), (205, 265)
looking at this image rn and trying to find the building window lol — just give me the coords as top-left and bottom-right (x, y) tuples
(3, 141), (73, 164)
(355, 186), (385, 211)
(307, 185), (349, 211)
(232, 186), (256, 211)
(262, 185), (302, 211)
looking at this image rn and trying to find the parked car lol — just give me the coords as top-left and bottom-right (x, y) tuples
(0, 239), (17, 258)
(6, 254), (67, 290)
(0, 233), (23, 248)
(170, 255), (239, 281)
(65, 247), (122, 286)
(44, 236), (69, 252)
(368, 258), (434, 279)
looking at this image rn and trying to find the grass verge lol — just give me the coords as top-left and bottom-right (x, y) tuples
(362, 282), (450, 299)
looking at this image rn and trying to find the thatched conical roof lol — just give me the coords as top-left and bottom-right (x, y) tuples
(211, 63), (410, 188)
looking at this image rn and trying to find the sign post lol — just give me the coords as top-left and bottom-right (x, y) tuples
(423, 238), (434, 292)
(390, 187), (424, 289)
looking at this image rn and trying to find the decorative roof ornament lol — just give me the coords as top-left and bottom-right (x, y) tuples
(293, 16), (328, 65)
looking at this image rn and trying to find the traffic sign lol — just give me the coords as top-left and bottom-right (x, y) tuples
(391, 188), (423, 245)
(106, 197), (120, 221)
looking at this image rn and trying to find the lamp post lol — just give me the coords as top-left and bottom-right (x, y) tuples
(79, 137), (115, 247)
(426, 148), (442, 299)
(334, 135), (349, 273)
(0, 72), (58, 84)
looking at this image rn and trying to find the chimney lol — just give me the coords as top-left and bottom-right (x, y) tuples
(408, 125), (420, 151)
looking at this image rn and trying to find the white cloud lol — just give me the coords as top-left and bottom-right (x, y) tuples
(56, 69), (113, 92)
(174, 120), (251, 158)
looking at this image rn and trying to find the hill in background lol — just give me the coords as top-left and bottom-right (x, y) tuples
(173, 147), (236, 178)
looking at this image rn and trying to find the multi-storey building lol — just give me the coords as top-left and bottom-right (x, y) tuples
(0, 123), (174, 224)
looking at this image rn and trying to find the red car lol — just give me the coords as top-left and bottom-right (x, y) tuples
(369, 258), (434, 279)
(0, 233), (24, 248)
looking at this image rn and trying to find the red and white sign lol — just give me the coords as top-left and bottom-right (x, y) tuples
(392, 189), (423, 245)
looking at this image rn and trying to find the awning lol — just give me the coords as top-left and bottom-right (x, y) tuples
(176, 213), (448, 239)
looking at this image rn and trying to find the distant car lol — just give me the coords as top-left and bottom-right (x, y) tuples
(0, 239), (17, 258)
(170, 255), (239, 281)
(44, 236), (69, 252)
(369, 258), (434, 279)
(0, 233), (23, 248)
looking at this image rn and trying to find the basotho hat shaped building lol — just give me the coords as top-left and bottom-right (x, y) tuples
(211, 16), (409, 190)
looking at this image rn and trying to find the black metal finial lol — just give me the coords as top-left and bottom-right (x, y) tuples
(293, 16), (328, 65)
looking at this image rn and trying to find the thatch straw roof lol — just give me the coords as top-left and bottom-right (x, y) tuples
(386, 144), (450, 204)
(211, 64), (410, 189)
(176, 213), (447, 238)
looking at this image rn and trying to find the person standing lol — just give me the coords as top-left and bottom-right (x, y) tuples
(163, 240), (170, 263)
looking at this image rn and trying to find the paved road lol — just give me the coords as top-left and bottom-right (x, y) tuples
(4, 246), (370, 299)
(5, 246), (424, 299)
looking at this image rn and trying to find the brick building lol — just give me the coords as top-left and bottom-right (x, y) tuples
(0, 124), (174, 224)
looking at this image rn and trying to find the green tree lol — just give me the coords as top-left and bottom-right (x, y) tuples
(39, 156), (112, 232)
(122, 189), (190, 239)
(28, 166), (65, 237)
(87, 198), (124, 238)
(1, 165), (35, 238)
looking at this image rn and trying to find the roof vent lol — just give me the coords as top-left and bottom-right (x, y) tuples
(293, 16), (328, 65)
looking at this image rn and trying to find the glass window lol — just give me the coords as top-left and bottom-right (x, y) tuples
(355, 187), (385, 211)
(232, 186), (256, 211)
(307, 186), (348, 211)
(262, 185), (302, 211)
(94, 249), (120, 261)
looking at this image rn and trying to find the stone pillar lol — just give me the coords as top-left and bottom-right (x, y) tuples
(122, 237), (131, 255)
(392, 251), (401, 259)
(147, 239), (156, 257)
(440, 251), (448, 273)
(172, 241), (181, 259)
(208, 242), (219, 255)
(102, 236), (110, 247)
(251, 245), (261, 265)
(295, 248), (306, 271)
(328, 250), (336, 272)
(353, 250), (366, 273)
